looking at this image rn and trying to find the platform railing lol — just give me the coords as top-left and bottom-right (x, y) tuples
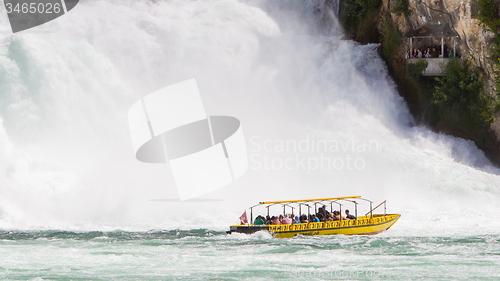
(407, 58), (451, 76)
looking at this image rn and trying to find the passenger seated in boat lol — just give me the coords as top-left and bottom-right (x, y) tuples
(321, 205), (329, 217)
(271, 216), (281, 225)
(294, 216), (300, 224)
(311, 214), (320, 222)
(254, 215), (264, 225)
(317, 212), (324, 222)
(317, 206), (327, 221)
(281, 214), (292, 225)
(265, 215), (272, 225)
(316, 206), (323, 217)
(300, 214), (309, 223)
(332, 210), (345, 221)
(345, 210), (356, 220)
(332, 211), (339, 221)
(326, 213), (334, 222)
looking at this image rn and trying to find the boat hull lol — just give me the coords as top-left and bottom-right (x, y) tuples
(228, 214), (400, 238)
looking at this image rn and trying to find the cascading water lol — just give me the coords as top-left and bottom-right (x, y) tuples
(0, 0), (499, 233)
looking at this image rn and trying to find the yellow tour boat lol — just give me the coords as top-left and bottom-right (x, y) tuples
(227, 196), (400, 238)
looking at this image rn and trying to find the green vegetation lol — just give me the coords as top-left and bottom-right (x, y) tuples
(406, 60), (428, 83)
(380, 18), (401, 59)
(379, 16), (425, 116)
(477, 0), (499, 33)
(418, 59), (500, 158)
(478, 0), (500, 91)
(339, 1), (500, 164)
(378, 17), (400, 69)
(390, 0), (411, 17)
(412, 58), (500, 162)
(379, 10), (500, 162)
(340, 0), (382, 43)
(433, 59), (494, 124)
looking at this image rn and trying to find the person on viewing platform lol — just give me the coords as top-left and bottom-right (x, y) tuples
(281, 214), (292, 225)
(254, 215), (264, 225)
(271, 216), (281, 225)
(406, 49), (411, 59)
(412, 48), (418, 58)
(345, 210), (356, 220)
(448, 48), (454, 58)
(444, 47), (450, 57)
(438, 52), (443, 58)
(431, 47), (437, 57)
(417, 49), (422, 58)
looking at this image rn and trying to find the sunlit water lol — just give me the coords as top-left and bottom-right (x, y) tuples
(0, 0), (499, 279)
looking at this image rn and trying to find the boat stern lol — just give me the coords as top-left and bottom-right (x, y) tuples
(227, 225), (269, 235)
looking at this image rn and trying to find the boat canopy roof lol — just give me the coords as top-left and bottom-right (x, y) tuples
(256, 196), (366, 206)
(246, 196), (384, 222)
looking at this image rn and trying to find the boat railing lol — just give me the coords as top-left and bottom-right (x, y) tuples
(265, 214), (397, 232)
(365, 200), (387, 218)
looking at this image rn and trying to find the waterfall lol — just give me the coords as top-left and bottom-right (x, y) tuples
(0, 0), (498, 231)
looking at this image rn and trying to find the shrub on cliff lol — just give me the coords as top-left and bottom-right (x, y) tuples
(380, 18), (401, 60)
(433, 58), (495, 124)
(406, 60), (428, 83)
(340, 0), (382, 42)
(390, 0), (411, 17)
(340, 0), (361, 34)
(478, 0), (500, 33)
(478, 0), (500, 93)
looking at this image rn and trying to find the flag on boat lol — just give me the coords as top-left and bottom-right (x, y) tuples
(239, 211), (248, 224)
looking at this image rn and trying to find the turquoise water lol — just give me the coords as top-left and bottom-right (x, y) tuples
(1, 230), (499, 280)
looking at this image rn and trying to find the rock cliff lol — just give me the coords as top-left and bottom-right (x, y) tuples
(384, 0), (497, 82)
(381, 0), (500, 164)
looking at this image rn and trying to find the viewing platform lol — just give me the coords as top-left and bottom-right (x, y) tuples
(404, 23), (459, 77)
(407, 58), (451, 76)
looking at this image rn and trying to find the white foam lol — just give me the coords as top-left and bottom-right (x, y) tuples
(0, 0), (498, 234)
